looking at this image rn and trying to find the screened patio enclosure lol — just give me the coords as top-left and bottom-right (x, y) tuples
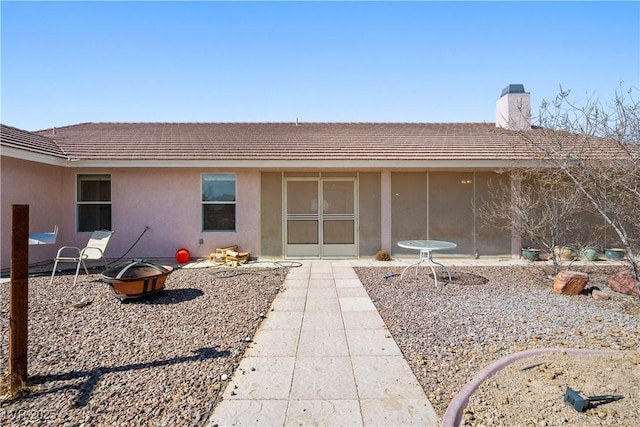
(261, 171), (512, 259)
(391, 171), (511, 257)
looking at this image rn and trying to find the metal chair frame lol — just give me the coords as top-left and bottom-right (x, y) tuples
(50, 230), (113, 285)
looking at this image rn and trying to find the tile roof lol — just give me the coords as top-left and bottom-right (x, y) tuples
(28, 121), (542, 162)
(1, 124), (68, 159)
(3, 122), (628, 165)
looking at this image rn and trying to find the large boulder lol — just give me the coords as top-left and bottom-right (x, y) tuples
(553, 271), (589, 295)
(608, 271), (640, 297)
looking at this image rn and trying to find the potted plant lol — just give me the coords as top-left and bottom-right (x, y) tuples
(578, 246), (600, 261)
(553, 246), (574, 261)
(572, 228), (604, 262)
(605, 248), (626, 261)
(522, 247), (541, 261)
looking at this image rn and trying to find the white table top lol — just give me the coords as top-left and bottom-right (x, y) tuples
(28, 232), (57, 245)
(397, 240), (457, 251)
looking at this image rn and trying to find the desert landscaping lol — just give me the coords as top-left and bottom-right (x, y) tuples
(355, 263), (640, 426)
(1, 261), (639, 426)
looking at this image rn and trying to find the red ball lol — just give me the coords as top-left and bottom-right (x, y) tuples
(175, 248), (190, 264)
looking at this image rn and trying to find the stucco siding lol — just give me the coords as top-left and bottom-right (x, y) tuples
(105, 168), (260, 260)
(1, 157), (63, 269)
(1, 161), (264, 269)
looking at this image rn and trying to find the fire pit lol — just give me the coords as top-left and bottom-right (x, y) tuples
(101, 260), (173, 300)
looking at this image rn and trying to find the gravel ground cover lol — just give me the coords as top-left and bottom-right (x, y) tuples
(462, 350), (640, 426)
(1, 265), (287, 427)
(354, 264), (640, 424)
(2, 262), (639, 427)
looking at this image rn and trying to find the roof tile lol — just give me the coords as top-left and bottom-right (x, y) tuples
(1, 122), (628, 163)
(1, 124), (68, 159)
(30, 122), (536, 161)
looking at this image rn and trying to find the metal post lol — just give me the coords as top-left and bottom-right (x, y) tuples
(9, 204), (29, 394)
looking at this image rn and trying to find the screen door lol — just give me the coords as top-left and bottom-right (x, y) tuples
(285, 178), (357, 258)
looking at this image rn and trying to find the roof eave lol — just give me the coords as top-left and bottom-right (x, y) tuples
(1, 146), (70, 165)
(58, 159), (553, 169)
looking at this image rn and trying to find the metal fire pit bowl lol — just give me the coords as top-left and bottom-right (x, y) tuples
(101, 260), (173, 301)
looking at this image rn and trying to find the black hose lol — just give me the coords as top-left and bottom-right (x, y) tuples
(109, 226), (149, 265)
(274, 261), (303, 268)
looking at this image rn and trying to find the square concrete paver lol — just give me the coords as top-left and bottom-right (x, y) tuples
(258, 311), (304, 330)
(351, 356), (428, 400)
(290, 356), (358, 400)
(331, 268), (359, 279)
(223, 356), (295, 400)
(339, 296), (377, 311)
(305, 296), (341, 312)
(301, 311), (345, 331)
(346, 329), (402, 356)
(285, 399), (363, 427)
(297, 328), (349, 357)
(360, 398), (437, 426)
(207, 399), (288, 427)
(306, 286), (337, 299)
(309, 273), (333, 280)
(270, 291), (307, 312)
(335, 278), (363, 288)
(336, 285), (369, 298)
(283, 278), (311, 288)
(244, 329), (300, 357)
(308, 277), (335, 287)
(287, 266), (311, 276)
(342, 310), (387, 330)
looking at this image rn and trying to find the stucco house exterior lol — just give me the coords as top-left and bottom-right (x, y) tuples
(0, 85), (604, 270)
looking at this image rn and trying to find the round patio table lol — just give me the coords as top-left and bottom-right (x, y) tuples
(397, 240), (457, 286)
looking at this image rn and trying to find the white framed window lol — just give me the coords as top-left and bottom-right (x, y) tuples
(202, 173), (236, 231)
(77, 174), (111, 232)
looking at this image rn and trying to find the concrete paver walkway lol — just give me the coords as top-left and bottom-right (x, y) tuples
(207, 261), (438, 426)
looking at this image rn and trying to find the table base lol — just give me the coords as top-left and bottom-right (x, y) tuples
(400, 249), (452, 286)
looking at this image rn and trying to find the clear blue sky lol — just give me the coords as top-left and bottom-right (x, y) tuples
(2, 1), (638, 131)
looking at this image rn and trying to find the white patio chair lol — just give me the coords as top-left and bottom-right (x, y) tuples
(49, 230), (113, 285)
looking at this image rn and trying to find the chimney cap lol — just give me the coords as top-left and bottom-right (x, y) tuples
(501, 84), (527, 97)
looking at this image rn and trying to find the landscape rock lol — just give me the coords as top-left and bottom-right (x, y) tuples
(591, 289), (611, 300)
(553, 270), (589, 295)
(608, 270), (640, 297)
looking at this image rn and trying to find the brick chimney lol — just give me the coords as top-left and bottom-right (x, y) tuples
(496, 84), (531, 131)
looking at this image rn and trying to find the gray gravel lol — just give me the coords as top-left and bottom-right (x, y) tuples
(2, 262), (639, 426)
(1, 265), (287, 426)
(354, 264), (640, 419)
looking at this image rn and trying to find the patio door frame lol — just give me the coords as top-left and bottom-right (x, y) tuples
(284, 175), (358, 259)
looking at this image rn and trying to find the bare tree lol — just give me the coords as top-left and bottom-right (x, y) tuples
(479, 168), (587, 274)
(519, 85), (640, 279)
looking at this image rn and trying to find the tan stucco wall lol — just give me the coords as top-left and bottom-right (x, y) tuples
(61, 168), (261, 262)
(1, 157), (63, 269)
(1, 163), (261, 269)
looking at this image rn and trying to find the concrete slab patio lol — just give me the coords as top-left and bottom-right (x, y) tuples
(206, 260), (438, 427)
